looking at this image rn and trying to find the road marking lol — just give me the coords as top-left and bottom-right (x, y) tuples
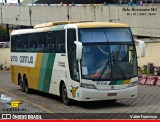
(0, 88), (53, 113)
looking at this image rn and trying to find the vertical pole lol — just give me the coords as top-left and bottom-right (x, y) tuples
(32, 0), (33, 6)
(6, 24), (9, 41)
(5, 0), (7, 3)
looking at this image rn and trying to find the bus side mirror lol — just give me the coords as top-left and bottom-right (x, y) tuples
(135, 39), (145, 57)
(74, 41), (83, 60)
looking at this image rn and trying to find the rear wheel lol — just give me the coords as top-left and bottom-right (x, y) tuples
(23, 77), (30, 94)
(20, 79), (25, 92)
(61, 83), (72, 105)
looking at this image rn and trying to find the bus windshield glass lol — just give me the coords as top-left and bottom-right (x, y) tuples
(79, 28), (132, 43)
(79, 28), (137, 80)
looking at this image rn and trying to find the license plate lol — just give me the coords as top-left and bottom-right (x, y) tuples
(107, 93), (117, 96)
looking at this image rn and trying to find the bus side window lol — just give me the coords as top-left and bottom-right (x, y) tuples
(11, 36), (16, 52)
(16, 35), (23, 52)
(29, 34), (37, 52)
(22, 35), (29, 52)
(56, 30), (65, 53)
(37, 32), (46, 52)
(45, 32), (55, 53)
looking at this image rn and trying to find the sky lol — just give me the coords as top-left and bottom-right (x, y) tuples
(0, 0), (23, 3)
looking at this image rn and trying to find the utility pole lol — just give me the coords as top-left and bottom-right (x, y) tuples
(6, 24), (9, 41)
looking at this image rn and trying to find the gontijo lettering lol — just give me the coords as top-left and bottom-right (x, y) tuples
(11, 56), (33, 64)
(20, 56), (33, 63)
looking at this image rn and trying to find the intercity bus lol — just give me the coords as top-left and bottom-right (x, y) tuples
(10, 22), (145, 105)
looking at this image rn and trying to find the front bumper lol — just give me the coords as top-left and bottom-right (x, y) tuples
(77, 86), (137, 101)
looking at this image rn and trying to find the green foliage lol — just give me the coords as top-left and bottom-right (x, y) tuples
(140, 63), (155, 75)
(0, 26), (7, 41)
(142, 70), (149, 75)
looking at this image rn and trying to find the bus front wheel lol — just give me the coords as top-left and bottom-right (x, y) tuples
(61, 83), (72, 105)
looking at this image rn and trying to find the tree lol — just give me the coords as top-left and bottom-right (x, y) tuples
(0, 26), (7, 41)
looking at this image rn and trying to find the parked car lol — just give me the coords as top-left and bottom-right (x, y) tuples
(0, 42), (10, 48)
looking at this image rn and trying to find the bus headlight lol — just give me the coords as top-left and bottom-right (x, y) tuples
(80, 83), (96, 89)
(128, 81), (138, 87)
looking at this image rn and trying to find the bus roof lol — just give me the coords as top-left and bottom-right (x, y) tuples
(11, 22), (128, 35)
(34, 21), (78, 29)
(34, 21), (128, 29)
(77, 22), (128, 28)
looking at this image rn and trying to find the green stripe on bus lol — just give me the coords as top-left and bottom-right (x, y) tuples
(38, 53), (48, 91)
(43, 53), (55, 92)
(109, 80), (117, 85)
(38, 53), (55, 92)
(115, 80), (124, 85)
(109, 80), (129, 85)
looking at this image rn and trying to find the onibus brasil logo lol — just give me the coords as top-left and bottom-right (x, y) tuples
(3, 100), (26, 112)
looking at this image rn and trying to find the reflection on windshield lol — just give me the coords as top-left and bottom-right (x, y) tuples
(81, 45), (137, 80)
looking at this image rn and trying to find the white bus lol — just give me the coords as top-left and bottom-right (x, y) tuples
(10, 22), (145, 105)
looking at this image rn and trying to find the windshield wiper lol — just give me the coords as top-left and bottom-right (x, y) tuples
(114, 62), (127, 79)
(111, 52), (127, 79)
(98, 58), (110, 80)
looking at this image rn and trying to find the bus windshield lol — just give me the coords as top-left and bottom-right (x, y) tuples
(79, 28), (137, 80)
(79, 28), (132, 43)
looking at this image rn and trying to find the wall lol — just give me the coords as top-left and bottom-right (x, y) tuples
(0, 5), (160, 37)
(0, 48), (10, 68)
(136, 42), (160, 68)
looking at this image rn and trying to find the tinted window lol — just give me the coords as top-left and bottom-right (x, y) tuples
(28, 34), (37, 52)
(55, 30), (65, 53)
(11, 36), (16, 52)
(79, 28), (132, 43)
(44, 32), (56, 53)
(11, 30), (66, 53)
(36, 33), (47, 52)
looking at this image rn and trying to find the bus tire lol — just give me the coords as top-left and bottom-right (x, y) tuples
(61, 83), (72, 105)
(20, 79), (25, 92)
(24, 77), (30, 94)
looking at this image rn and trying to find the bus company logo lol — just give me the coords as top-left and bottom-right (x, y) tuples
(3, 101), (27, 112)
(11, 101), (21, 108)
(58, 61), (65, 67)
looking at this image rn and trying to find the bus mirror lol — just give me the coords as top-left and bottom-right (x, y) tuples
(74, 41), (83, 60)
(135, 39), (145, 57)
